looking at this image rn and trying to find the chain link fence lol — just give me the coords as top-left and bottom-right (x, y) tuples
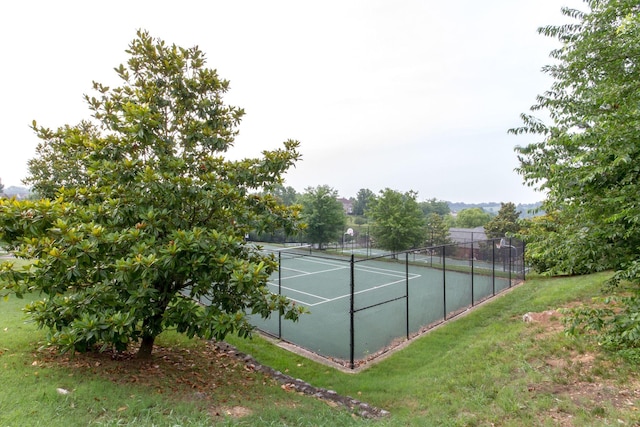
(250, 238), (525, 369)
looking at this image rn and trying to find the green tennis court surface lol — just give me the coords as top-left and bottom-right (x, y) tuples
(250, 241), (523, 368)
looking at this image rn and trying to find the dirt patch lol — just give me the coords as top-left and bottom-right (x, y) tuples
(210, 406), (253, 418)
(523, 309), (640, 424)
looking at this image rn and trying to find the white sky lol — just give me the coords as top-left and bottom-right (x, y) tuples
(0, 0), (585, 203)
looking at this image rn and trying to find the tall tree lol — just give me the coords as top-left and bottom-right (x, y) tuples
(512, 1), (640, 274)
(0, 178), (4, 195)
(0, 31), (304, 358)
(271, 184), (299, 206)
(484, 202), (521, 238)
(425, 213), (451, 246)
(368, 189), (426, 253)
(299, 185), (346, 250)
(419, 198), (450, 217)
(455, 208), (492, 229)
(511, 1), (640, 356)
(352, 188), (374, 216)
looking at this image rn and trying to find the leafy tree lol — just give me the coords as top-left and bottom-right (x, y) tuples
(512, 1), (640, 275)
(0, 178), (4, 195)
(419, 198), (450, 217)
(516, 212), (574, 273)
(511, 1), (640, 357)
(368, 189), (426, 253)
(455, 208), (492, 229)
(299, 185), (346, 249)
(425, 213), (450, 246)
(0, 31), (304, 358)
(271, 184), (299, 206)
(352, 188), (374, 216)
(484, 202), (521, 238)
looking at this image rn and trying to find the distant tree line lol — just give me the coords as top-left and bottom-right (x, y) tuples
(256, 184), (522, 253)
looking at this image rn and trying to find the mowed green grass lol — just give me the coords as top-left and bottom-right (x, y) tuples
(2, 271), (640, 426)
(0, 294), (356, 427)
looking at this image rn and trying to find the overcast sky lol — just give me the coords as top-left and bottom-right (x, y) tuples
(0, 0), (585, 203)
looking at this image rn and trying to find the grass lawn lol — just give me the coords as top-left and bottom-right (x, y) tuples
(2, 271), (640, 426)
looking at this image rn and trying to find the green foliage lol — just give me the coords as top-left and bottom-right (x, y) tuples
(0, 30), (304, 357)
(512, 1), (640, 356)
(419, 198), (450, 217)
(455, 207), (492, 228)
(425, 213), (450, 246)
(299, 185), (346, 249)
(353, 216), (367, 225)
(564, 290), (640, 363)
(270, 184), (299, 206)
(352, 188), (374, 216)
(518, 212), (611, 275)
(367, 188), (426, 253)
(512, 1), (640, 275)
(484, 202), (521, 238)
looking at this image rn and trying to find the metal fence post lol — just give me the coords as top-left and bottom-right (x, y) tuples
(508, 237), (512, 288)
(442, 245), (447, 320)
(471, 241), (475, 306)
(492, 240), (496, 296)
(522, 241), (526, 281)
(349, 254), (355, 370)
(405, 251), (409, 340)
(278, 251), (282, 339)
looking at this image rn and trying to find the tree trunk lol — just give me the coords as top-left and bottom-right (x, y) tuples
(137, 335), (155, 359)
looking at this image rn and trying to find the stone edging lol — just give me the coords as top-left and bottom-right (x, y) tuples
(212, 341), (390, 419)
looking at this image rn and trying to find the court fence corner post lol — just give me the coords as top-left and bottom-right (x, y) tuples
(278, 251), (282, 339)
(442, 245), (447, 321)
(405, 251), (409, 340)
(471, 241), (475, 307)
(349, 254), (355, 370)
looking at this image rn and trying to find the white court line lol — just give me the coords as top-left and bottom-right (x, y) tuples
(281, 266), (348, 281)
(266, 281), (330, 302)
(308, 274), (422, 307)
(269, 256), (424, 307)
(281, 266), (313, 275)
(281, 256), (416, 279)
(302, 256), (422, 280)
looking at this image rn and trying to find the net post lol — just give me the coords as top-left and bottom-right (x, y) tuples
(349, 254), (355, 370)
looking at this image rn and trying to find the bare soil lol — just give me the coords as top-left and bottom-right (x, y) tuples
(523, 309), (640, 426)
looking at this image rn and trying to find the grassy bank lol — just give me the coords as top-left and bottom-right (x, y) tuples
(2, 271), (639, 426)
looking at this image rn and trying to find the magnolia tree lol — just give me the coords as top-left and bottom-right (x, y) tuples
(0, 31), (305, 358)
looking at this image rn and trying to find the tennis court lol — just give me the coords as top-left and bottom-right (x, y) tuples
(250, 239), (524, 368)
